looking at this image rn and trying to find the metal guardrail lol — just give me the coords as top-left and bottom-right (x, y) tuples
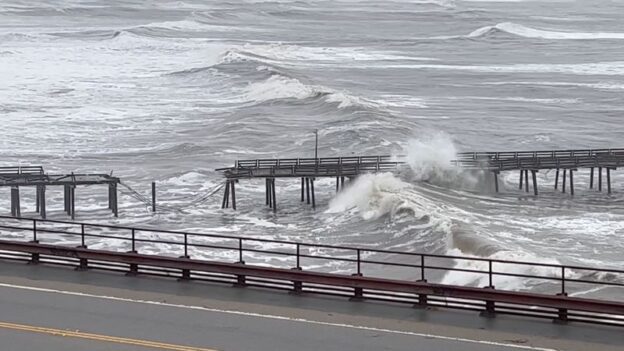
(456, 148), (624, 161)
(0, 216), (622, 326)
(0, 166), (45, 177)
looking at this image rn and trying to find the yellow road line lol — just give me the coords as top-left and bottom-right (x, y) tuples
(0, 321), (219, 351)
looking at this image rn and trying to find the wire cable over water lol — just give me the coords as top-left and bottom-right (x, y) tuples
(119, 181), (226, 213)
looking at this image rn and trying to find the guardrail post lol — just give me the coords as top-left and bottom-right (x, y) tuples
(28, 219), (40, 264)
(290, 243), (303, 294)
(75, 223), (88, 271)
(480, 260), (496, 318)
(177, 233), (191, 281)
(414, 255), (428, 309)
(234, 238), (246, 287)
(127, 229), (138, 276)
(554, 266), (569, 324)
(350, 249), (364, 301)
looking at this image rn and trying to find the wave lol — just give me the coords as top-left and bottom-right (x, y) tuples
(468, 22), (624, 40)
(243, 74), (390, 110)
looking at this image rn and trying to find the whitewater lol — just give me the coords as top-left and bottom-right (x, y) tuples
(1, 0), (623, 298)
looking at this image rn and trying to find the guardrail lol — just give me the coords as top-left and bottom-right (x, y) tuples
(0, 166), (45, 176)
(456, 148), (624, 161)
(0, 216), (623, 326)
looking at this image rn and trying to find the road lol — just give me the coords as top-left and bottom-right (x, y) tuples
(0, 260), (622, 351)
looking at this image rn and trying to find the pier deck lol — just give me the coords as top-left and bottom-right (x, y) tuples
(1, 167), (120, 219)
(217, 148), (623, 210)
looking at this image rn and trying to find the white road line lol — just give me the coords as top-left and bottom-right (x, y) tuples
(0, 282), (556, 351)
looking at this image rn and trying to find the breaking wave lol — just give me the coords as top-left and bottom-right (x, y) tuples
(468, 22), (624, 40)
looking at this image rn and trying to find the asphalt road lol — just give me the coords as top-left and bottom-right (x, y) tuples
(0, 261), (622, 351)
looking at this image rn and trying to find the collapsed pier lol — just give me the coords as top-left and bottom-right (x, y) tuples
(218, 148), (624, 210)
(216, 156), (401, 211)
(1, 166), (121, 219)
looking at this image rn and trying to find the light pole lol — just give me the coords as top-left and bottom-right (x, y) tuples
(314, 129), (318, 160)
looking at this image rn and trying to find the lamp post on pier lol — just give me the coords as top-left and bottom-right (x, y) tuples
(314, 129), (318, 160)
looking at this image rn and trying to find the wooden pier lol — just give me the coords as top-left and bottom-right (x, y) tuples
(216, 156), (401, 211)
(1, 166), (120, 219)
(454, 148), (624, 196)
(218, 148), (624, 210)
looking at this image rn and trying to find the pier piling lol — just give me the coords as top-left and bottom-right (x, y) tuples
(311, 178), (316, 209)
(562, 170), (567, 193)
(554, 169), (559, 190)
(151, 181), (156, 212)
(607, 168), (612, 194)
(590, 168), (594, 189)
(531, 170), (538, 196)
(598, 167), (603, 192)
(493, 172), (499, 193)
(569, 170), (574, 196)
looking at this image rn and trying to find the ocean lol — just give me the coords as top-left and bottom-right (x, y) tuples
(1, 0), (623, 297)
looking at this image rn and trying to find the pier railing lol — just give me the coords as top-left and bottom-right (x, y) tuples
(0, 216), (623, 326)
(456, 148), (624, 161)
(218, 155), (403, 179)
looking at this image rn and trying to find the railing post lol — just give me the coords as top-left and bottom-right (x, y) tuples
(184, 234), (189, 258)
(127, 228), (138, 276)
(29, 219), (40, 264)
(32, 219), (38, 243)
(555, 266), (569, 324)
(415, 255), (428, 309)
(351, 249), (364, 301)
(80, 224), (85, 248)
(177, 233), (191, 281)
(480, 260), (496, 318)
(291, 243), (303, 294)
(296, 243), (300, 269)
(234, 238), (246, 287)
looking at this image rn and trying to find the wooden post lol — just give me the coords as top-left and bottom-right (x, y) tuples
(598, 167), (603, 192)
(112, 183), (118, 217)
(589, 167), (594, 189)
(222, 181), (230, 209)
(230, 180), (236, 210)
(271, 178), (277, 213)
(301, 178), (304, 202)
(554, 169), (559, 190)
(562, 170), (567, 193)
(108, 184), (112, 209)
(311, 178), (316, 209)
(64, 185), (70, 214)
(531, 170), (538, 196)
(40, 185), (46, 219)
(268, 179), (273, 208)
(524, 170), (529, 193)
(336, 176), (339, 193)
(607, 168), (612, 194)
(569, 170), (574, 196)
(36, 185), (40, 213)
(305, 178), (310, 205)
(70, 185), (76, 220)
(519, 170), (524, 189)
(341, 176), (345, 188)
(10, 186), (18, 217)
(151, 181), (156, 212)
(493, 172), (499, 193)
(266, 179), (270, 205)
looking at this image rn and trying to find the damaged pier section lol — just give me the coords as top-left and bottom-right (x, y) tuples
(455, 148), (624, 196)
(216, 156), (401, 211)
(1, 166), (121, 219)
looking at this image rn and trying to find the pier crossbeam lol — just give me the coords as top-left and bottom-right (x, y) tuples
(1, 167), (121, 219)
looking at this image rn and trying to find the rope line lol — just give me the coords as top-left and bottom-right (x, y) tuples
(118, 182), (226, 213)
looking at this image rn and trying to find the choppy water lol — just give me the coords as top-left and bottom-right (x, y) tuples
(1, 0), (623, 296)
